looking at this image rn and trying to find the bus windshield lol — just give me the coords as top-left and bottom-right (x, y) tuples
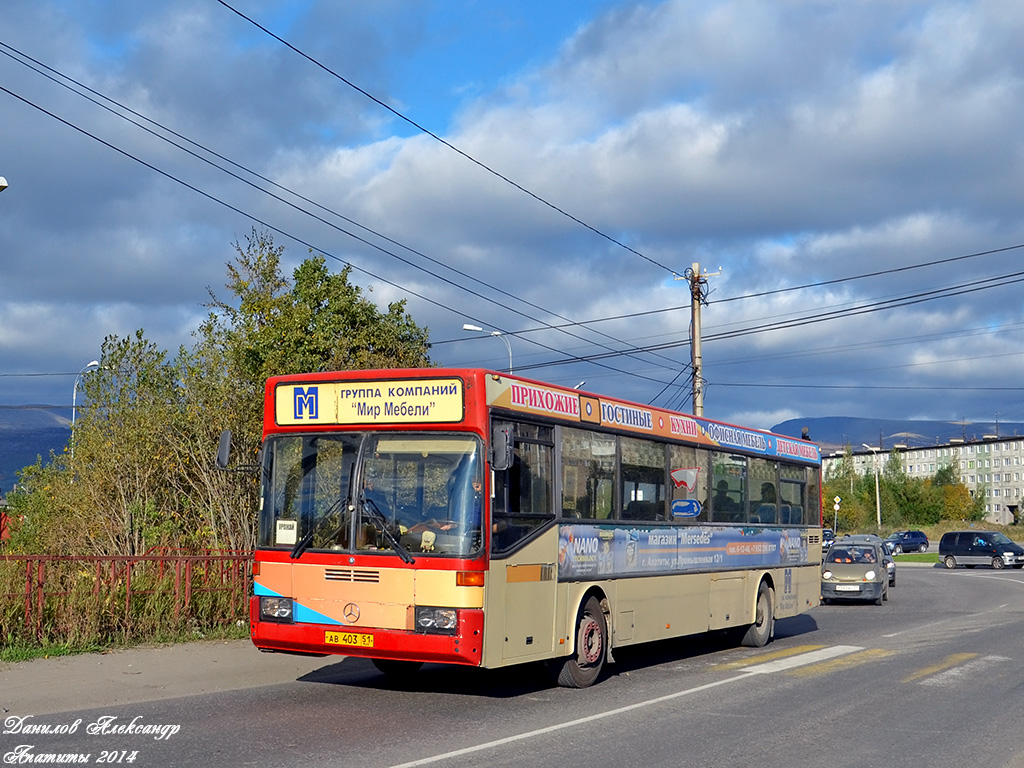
(260, 432), (484, 558)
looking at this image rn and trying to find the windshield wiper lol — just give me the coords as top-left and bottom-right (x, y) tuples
(290, 463), (357, 560)
(290, 495), (348, 560)
(361, 496), (416, 564)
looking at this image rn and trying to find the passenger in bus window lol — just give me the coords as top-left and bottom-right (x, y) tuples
(713, 480), (736, 511)
(754, 483), (777, 523)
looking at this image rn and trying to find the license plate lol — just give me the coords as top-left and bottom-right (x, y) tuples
(325, 630), (374, 648)
(835, 584), (861, 592)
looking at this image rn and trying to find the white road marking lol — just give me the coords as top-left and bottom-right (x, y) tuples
(387, 645), (863, 768)
(739, 645), (863, 673)
(918, 655), (1011, 686)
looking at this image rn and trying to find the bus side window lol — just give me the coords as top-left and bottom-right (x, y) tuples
(710, 452), (747, 523)
(562, 427), (614, 520)
(620, 436), (667, 521)
(492, 422), (555, 555)
(669, 444), (708, 522)
(780, 469), (806, 525)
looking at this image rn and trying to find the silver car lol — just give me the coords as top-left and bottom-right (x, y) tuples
(821, 542), (890, 605)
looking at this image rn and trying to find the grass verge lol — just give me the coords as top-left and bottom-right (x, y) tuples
(0, 622), (249, 664)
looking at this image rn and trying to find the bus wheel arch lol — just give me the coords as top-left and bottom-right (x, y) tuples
(740, 578), (775, 648)
(554, 591), (609, 688)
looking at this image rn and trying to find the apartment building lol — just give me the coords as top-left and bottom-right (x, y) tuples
(823, 436), (1023, 526)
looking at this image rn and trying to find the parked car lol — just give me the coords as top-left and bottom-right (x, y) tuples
(821, 541), (890, 605)
(838, 534), (896, 586)
(886, 530), (929, 554)
(939, 531), (1024, 570)
(822, 528), (835, 552)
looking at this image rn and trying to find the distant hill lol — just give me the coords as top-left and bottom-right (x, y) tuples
(771, 416), (1024, 454)
(0, 407), (70, 493)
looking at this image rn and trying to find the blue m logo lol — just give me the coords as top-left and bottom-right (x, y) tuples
(294, 387), (318, 419)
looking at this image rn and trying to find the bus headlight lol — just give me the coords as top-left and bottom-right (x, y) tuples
(415, 606), (457, 634)
(259, 596), (294, 622)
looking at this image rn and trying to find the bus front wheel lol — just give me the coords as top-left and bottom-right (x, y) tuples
(740, 582), (774, 648)
(556, 596), (607, 688)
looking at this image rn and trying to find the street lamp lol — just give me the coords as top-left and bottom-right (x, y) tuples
(862, 444), (882, 529)
(0, 177), (8, 193)
(72, 360), (100, 429)
(462, 323), (513, 372)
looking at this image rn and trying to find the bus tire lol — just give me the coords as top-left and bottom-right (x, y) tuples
(372, 658), (424, 677)
(556, 596), (607, 688)
(740, 582), (774, 648)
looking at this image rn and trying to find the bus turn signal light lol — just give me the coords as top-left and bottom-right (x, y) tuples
(457, 571), (485, 587)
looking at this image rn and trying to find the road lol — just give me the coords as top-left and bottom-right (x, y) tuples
(4, 564), (1024, 768)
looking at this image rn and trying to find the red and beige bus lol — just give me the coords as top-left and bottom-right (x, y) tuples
(238, 368), (823, 687)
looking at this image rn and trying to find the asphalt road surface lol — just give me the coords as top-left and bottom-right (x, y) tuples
(4, 563), (1024, 768)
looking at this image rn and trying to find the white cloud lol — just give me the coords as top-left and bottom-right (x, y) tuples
(4, 0), (1024, 433)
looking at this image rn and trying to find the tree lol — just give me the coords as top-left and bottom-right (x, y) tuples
(8, 230), (434, 555)
(198, 230), (431, 452)
(10, 332), (184, 555)
(188, 230), (433, 550)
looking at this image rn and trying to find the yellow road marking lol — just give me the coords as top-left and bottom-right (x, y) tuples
(901, 653), (977, 684)
(787, 647), (895, 677)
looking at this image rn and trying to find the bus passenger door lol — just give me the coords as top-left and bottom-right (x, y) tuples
(486, 422), (558, 664)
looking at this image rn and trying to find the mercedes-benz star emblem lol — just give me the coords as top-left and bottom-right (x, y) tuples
(343, 603), (360, 623)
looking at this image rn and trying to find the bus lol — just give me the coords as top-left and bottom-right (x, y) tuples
(232, 368), (823, 687)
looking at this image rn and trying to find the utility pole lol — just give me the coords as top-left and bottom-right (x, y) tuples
(678, 262), (720, 416)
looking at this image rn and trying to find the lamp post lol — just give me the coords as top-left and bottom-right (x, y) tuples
(69, 360), (99, 482)
(72, 360), (100, 430)
(462, 323), (513, 372)
(862, 444), (882, 529)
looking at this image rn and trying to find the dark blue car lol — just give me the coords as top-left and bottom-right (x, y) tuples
(885, 530), (929, 554)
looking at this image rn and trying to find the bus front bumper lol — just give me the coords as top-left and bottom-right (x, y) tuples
(250, 597), (484, 666)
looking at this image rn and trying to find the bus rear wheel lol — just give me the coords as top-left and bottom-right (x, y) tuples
(740, 582), (774, 648)
(556, 596), (607, 688)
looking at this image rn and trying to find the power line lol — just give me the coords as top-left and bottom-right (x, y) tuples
(0, 82), (681, 389)
(715, 383), (1024, 391)
(0, 41), (686, 379)
(214, 0), (684, 277)
(0, 372), (81, 378)
(505, 267), (1024, 372)
(5, 26), (1024, 406)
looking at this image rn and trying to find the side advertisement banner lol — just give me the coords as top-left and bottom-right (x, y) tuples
(557, 523), (811, 581)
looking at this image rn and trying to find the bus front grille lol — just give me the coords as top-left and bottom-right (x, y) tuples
(324, 568), (381, 583)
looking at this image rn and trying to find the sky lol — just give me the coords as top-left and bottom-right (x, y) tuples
(3, 0), (1024, 441)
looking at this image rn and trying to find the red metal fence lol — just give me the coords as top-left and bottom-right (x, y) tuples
(0, 552), (253, 642)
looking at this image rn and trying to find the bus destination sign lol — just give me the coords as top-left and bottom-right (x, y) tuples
(274, 378), (465, 425)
